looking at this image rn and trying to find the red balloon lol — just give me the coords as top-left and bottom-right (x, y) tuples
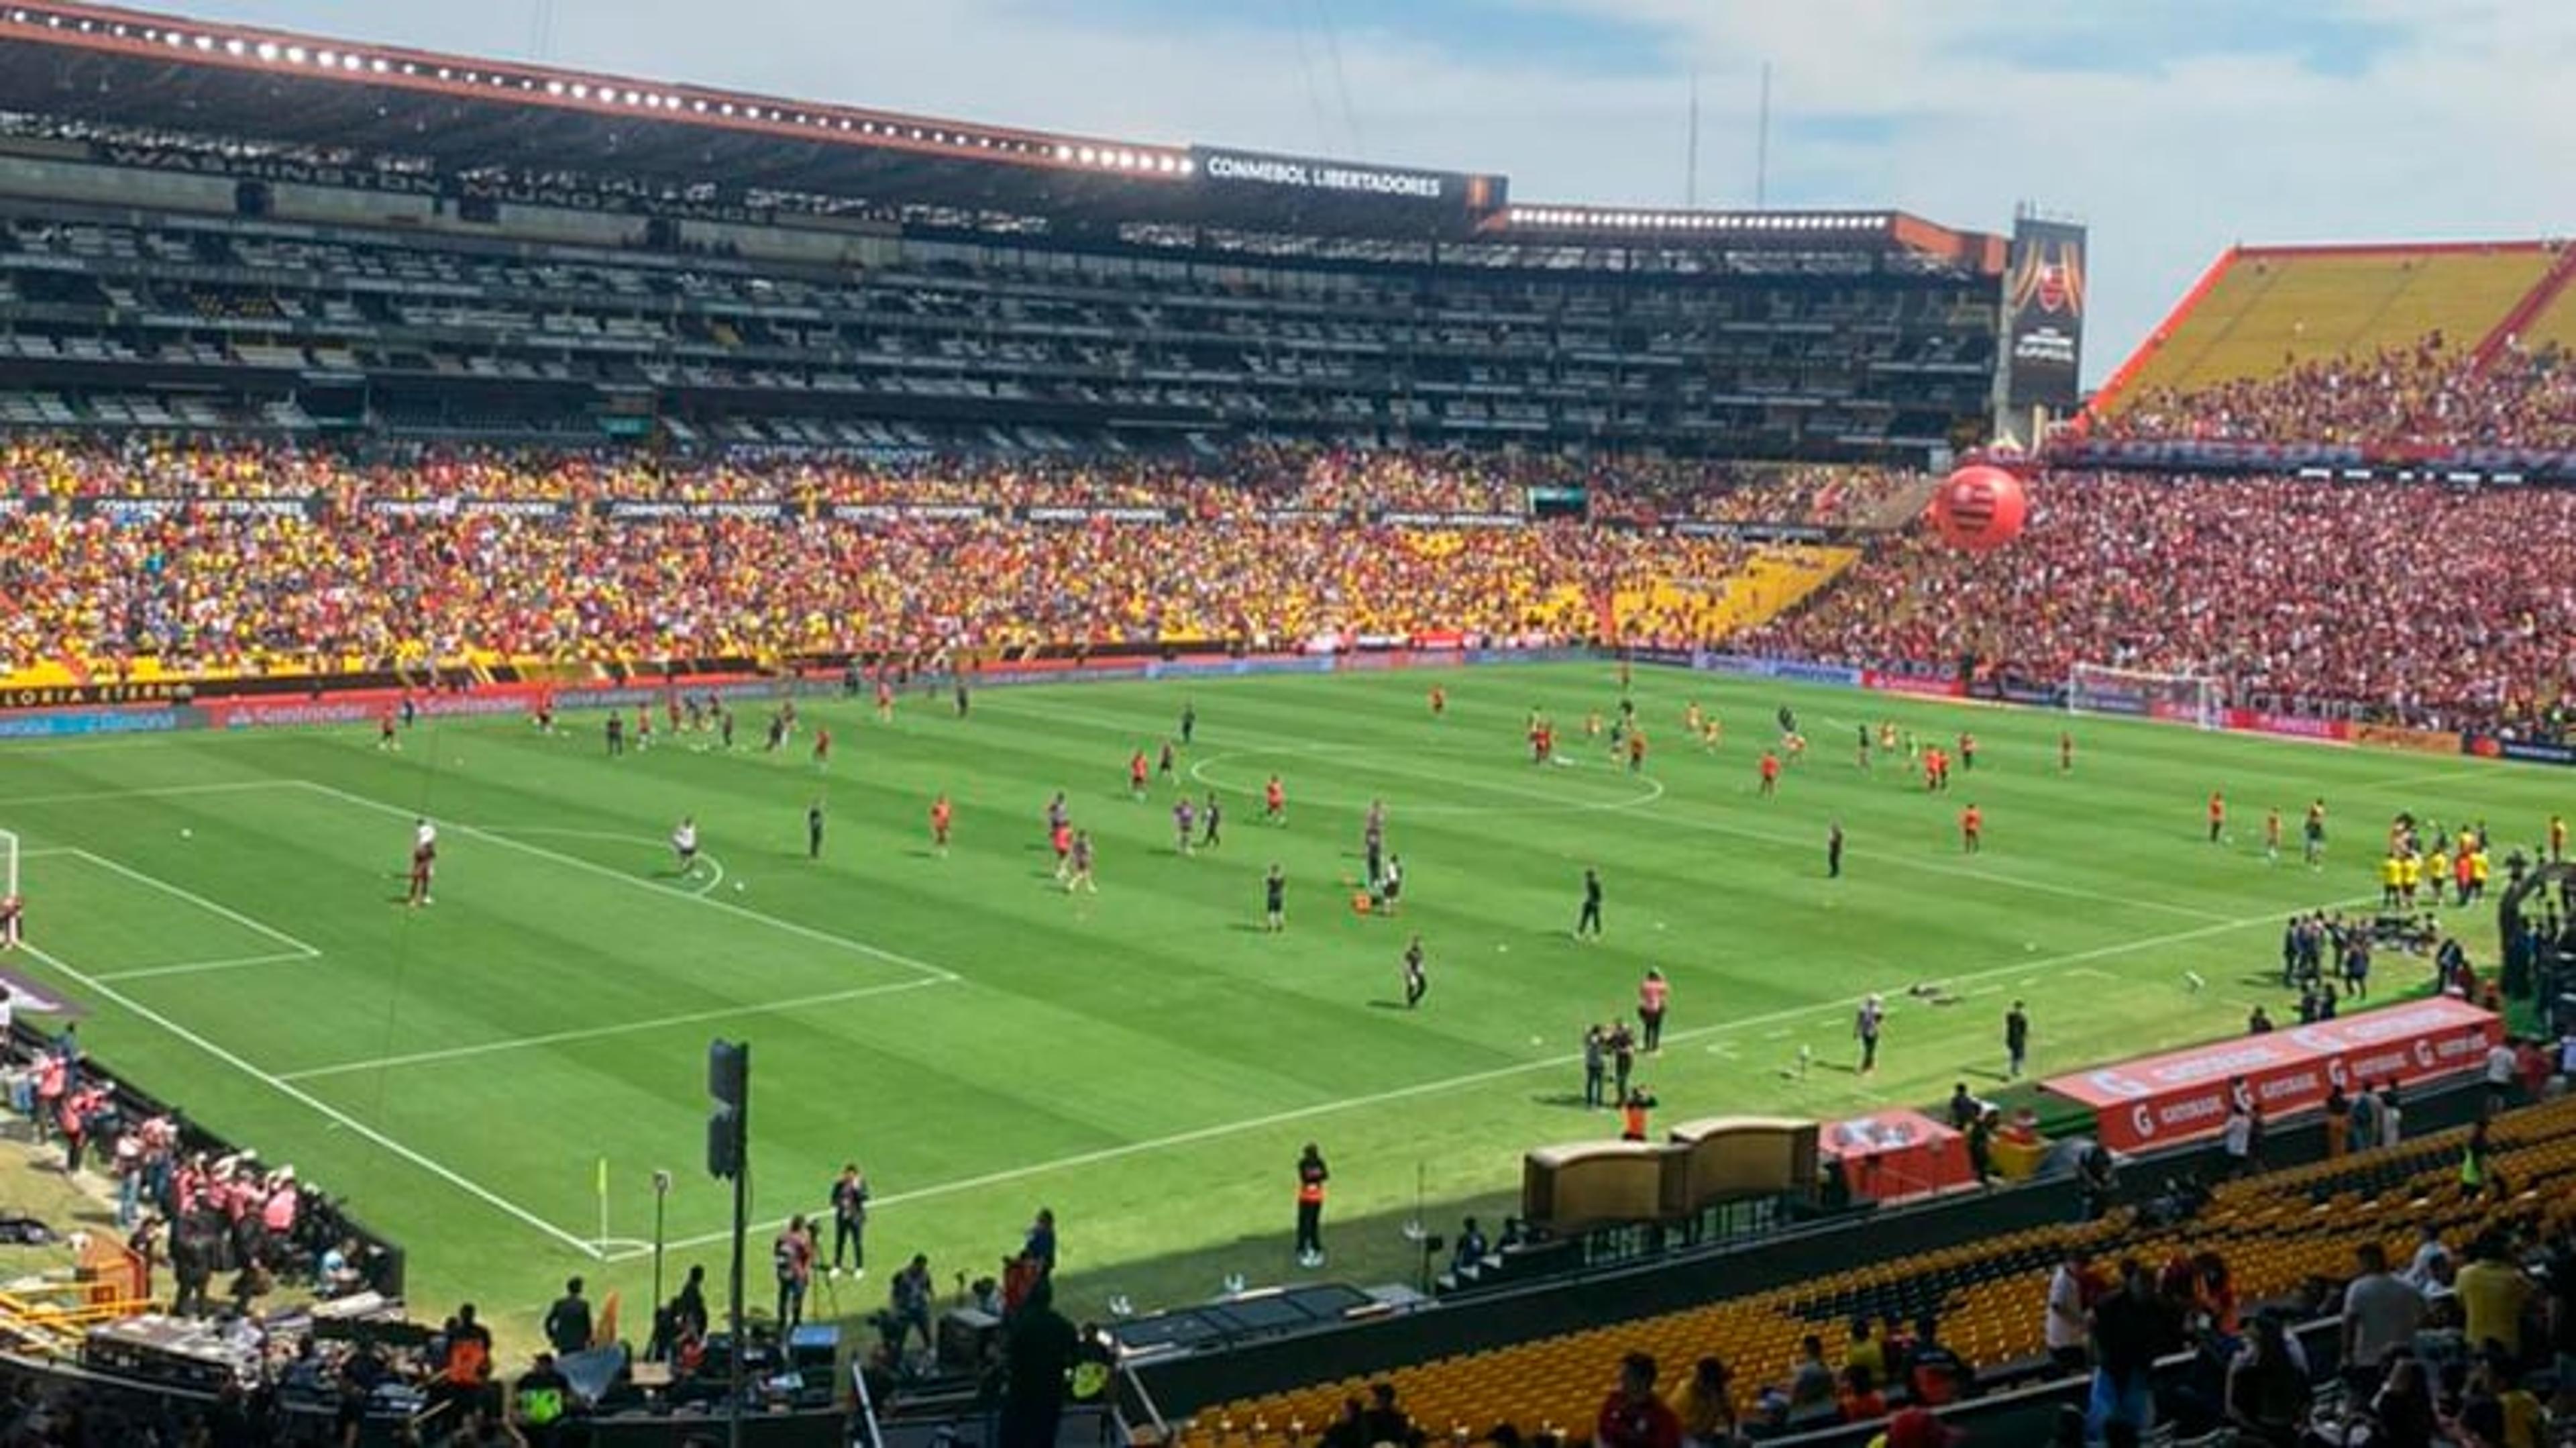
(1931, 466), (2028, 551)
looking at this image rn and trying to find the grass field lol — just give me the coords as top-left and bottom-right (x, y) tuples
(0, 662), (2553, 1355)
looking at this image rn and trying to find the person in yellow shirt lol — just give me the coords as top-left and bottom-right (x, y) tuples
(2398, 853), (2422, 909)
(2379, 854), (2404, 911)
(2467, 848), (2490, 904)
(2451, 1234), (2532, 1360)
(2424, 848), (2448, 908)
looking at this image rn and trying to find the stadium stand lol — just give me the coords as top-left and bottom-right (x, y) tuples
(1742, 472), (2576, 741)
(1175, 1088), (2576, 1447)
(2091, 243), (2562, 417)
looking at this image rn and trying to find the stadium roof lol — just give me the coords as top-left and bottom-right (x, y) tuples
(0, 1), (1999, 263)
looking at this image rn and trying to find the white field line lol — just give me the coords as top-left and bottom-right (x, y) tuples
(0, 780), (295, 808)
(627, 894), (2373, 1259)
(982, 696), (2236, 925)
(19, 847), (80, 860)
(2348, 767), (2491, 794)
(68, 849), (321, 958)
(470, 827), (727, 898)
(276, 976), (949, 1082)
(293, 781), (957, 984)
(93, 951), (320, 983)
(17, 940), (602, 1259)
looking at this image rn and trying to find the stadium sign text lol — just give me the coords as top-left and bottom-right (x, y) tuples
(1196, 149), (1448, 201)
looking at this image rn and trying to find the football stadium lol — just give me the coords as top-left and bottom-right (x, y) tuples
(0, 5), (2571, 1447)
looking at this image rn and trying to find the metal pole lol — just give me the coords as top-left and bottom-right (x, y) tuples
(1685, 70), (1700, 209)
(1754, 61), (1771, 209)
(651, 1170), (671, 1326)
(729, 1049), (750, 1448)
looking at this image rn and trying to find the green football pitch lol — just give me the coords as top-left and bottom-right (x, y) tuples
(0, 663), (2550, 1349)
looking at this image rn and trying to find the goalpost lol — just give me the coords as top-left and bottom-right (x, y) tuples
(0, 827), (15, 901)
(2066, 664), (2223, 731)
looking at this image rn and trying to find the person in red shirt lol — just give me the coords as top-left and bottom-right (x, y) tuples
(1960, 803), (1983, 854)
(1428, 684), (1446, 719)
(377, 707), (398, 752)
(1128, 751), (1149, 799)
(408, 843), (435, 907)
(1758, 750), (1781, 796)
(875, 678), (894, 723)
(1264, 774), (1286, 825)
(812, 727), (832, 768)
(1596, 1352), (1682, 1448)
(1923, 747), (1945, 791)
(634, 705), (653, 751)
(929, 794), (953, 857)
(2208, 790), (2226, 844)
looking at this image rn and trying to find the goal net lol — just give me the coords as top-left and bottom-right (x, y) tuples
(2067, 664), (2222, 730)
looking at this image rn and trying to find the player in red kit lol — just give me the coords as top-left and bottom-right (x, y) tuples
(813, 727), (832, 768)
(930, 794), (953, 857)
(407, 818), (438, 907)
(1757, 750), (1780, 796)
(1428, 684), (1446, 719)
(875, 678), (894, 723)
(635, 705), (653, 751)
(1960, 803), (1983, 854)
(1264, 774), (1286, 825)
(0, 893), (22, 949)
(2059, 730), (2074, 773)
(2207, 790), (2226, 844)
(377, 707), (398, 752)
(1128, 751), (1149, 799)
(666, 692), (681, 735)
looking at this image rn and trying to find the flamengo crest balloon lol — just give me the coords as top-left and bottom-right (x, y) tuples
(1931, 465), (2028, 551)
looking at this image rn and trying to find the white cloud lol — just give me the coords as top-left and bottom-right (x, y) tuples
(168, 0), (2576, 384)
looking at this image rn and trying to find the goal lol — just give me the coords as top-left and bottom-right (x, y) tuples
(2067, 664), (2222, 730)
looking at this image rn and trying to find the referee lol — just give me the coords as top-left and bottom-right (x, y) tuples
(1575, 868), (1604, 939)
(808, 800), (826, 860)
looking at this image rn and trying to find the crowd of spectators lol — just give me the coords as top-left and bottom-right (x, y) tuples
(1591, 466), (1927, 528)
(0, 442), (1933, 680)
(1743, 472), (2576, 740)
(0, 437), (1907, 517)
(0, 509), (1766, 677)
(2094, 334), (2576, 452)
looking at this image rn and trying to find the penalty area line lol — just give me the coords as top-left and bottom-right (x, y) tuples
(275, 976), (951, 1083)
(92, 951), (322, 983)
(294, 780), (957, 985)
(67, 849), (321, 958)
(17, 940), (604, 1260)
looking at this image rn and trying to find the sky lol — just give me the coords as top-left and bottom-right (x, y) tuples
(170, 1), (2576, 386)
